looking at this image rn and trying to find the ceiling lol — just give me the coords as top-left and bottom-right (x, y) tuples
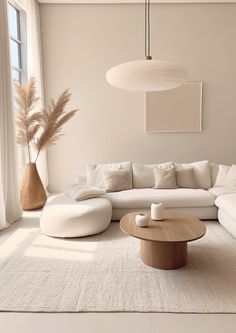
(38, 0), (236, 3)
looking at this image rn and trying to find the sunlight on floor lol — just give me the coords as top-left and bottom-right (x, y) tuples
(24, 238), (97, 261)
(0, 209), (98, 261)
(0, 228), (38, 259)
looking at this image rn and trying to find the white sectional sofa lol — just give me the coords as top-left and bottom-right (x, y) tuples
(40, 160), (236, 238)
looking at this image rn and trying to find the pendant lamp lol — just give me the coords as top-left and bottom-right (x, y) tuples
(106, 0), (188, 92)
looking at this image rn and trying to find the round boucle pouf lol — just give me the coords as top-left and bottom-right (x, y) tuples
(40, 194), (112, 238)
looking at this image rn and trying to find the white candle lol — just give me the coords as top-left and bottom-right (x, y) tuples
(151, 203), (164, 221)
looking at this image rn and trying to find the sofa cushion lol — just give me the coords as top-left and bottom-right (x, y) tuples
(112, 206), (218, 221)
(215, 193), (236, 221)
(208, 187), (236, 197)
(87, 161), (132, 188)
(103, 188), (215, 209)
(214, 164), (231, 187)
(174, 160), (211, 189)
(65, 185), (105, 201)
(224, 165), (236, 188)
(104, 170), (132, 192)
(153, 165), (177, 189)
(210, 163), (219, 187)
(175, 167), (197, 188)
(132, 162), (173, 188)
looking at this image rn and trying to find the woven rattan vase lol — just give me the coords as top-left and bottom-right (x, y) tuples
(20, 162), (47, 210)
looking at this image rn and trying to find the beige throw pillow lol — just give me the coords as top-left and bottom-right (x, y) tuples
(153, 166), (177, 189)
(224, 165), (236, 188)
(175, 167), (198, 188)
(104, 170), (132, 192)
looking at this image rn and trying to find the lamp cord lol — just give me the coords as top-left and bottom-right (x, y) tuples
(145, 0), (152, 60)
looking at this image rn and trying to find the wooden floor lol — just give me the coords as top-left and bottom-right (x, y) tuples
(1, 312), (236, 333)
(0, 212), (236, 333)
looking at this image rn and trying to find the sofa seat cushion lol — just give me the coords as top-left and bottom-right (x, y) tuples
(103, 188), (215, 209)
(208, 187), (236, 197)
(215, 193), (236, 221)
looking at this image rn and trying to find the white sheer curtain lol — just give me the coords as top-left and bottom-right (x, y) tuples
(15, 0), (48, 189)
(27, 0), (48, 189)
(0, 0), (22, 231)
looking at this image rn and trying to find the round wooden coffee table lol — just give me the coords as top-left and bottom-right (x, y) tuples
(120, 211), (206, 270)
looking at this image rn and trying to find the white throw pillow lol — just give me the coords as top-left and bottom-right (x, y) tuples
(65, 185), (105, 201)
(214, 164), (231, 187)
(175, 167), (197, 188)
(87, 161), (132, 188)
(174, 160), (211, 189)
(132, 162), (173, 188)
(153, 165), (177, 189)
(104, 170), (132, 192)
(224, 165), (236, 188)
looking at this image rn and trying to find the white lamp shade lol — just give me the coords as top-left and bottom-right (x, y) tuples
(106, 59), (189, 92)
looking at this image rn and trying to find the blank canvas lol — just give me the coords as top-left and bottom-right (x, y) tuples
(146, 82), (202, 133)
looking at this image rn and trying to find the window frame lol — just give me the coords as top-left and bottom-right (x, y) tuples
(8, 1), (27, 84)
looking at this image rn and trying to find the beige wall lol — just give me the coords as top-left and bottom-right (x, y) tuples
(40, 3), (236, 192)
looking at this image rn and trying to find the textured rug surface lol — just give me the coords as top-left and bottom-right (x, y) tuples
(0, 221), (236, 313)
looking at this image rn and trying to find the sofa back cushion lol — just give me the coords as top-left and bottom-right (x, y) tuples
(175, 167), (198, 188)
(224, 165), (236, 188)
(174, 160), (211, 189)
(214, 164), (231, 187)
(87, 161), (132, 188)
(210, 163), (219, 186)
(132, 162), (173, 188)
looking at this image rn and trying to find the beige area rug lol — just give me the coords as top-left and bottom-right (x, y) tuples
(0, 221), (236, 313)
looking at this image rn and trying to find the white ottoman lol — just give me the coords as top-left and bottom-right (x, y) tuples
(40, 194), (112, 238)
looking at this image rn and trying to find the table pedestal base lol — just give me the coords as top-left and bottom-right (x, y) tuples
(140, 240), (187, 270)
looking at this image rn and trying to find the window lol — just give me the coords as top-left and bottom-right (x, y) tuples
(8, 2), (27, 83)
(8, 2), (28, 183)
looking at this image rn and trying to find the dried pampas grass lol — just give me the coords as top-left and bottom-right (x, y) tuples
(15, 76), (78, 163)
